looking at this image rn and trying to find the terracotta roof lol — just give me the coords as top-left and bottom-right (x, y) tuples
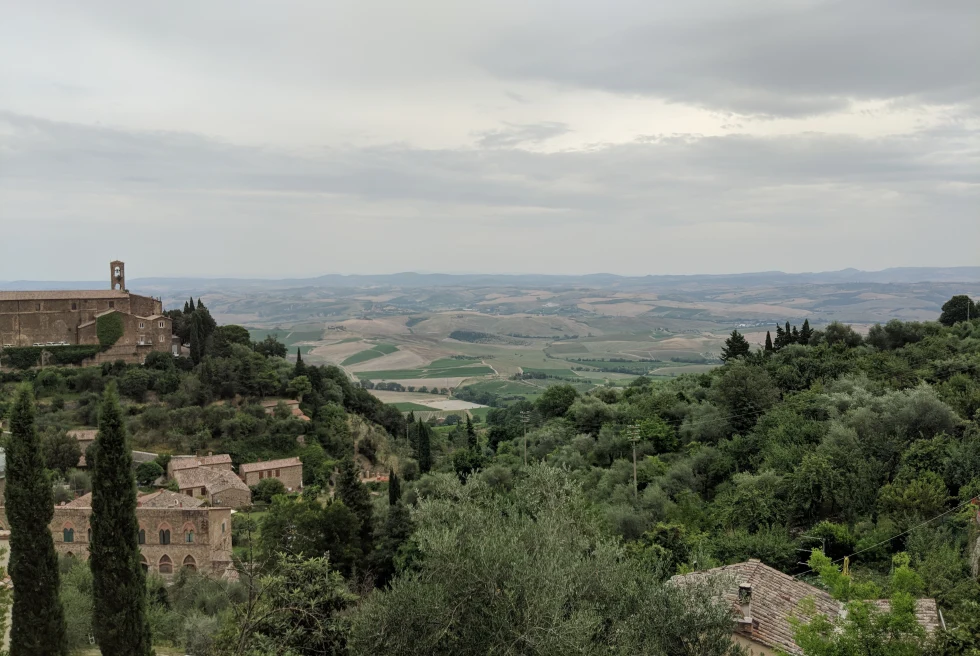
(173, 466), (250, 496)
(671, 561), (940, 655)
(63, 492), (93, 508)
(138, 489), (204, 508)
(240, 457), (302, 473)
(0, 290), (129, 301)
(67, 429), (98, 442)
(260, 399), (300, 408)
(171, 454), (232, 471)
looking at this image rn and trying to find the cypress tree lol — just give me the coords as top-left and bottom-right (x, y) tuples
(388, 470), (401, 506)
(417, 419), (433, 473)
(189, 311), (204, 364)
(791, 326), (800, 344)
(90, 384), (153, 656)
(186, 297), (195, 314)
(800, 319), (813, 345)
(6, 386), (69, 656)
(337, 458), (373, 553)
(774, 324), (785, 349)
(294, 347), (305, 376)
(466, 416), (477, 450)
(784, 321), (794, 344)
(764, 331), (774, 353)
(182, 300), (190, 314)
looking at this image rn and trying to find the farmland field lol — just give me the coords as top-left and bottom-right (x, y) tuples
(341, 343), (398, 366)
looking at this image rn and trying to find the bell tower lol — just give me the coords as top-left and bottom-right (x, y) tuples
(110, 260), (126, 291)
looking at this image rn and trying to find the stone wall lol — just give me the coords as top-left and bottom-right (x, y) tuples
(211, 487), (251, 509)
(0, 295), (128, 347)
(242, 464), (303, 492)
(0, 505), (233, 577)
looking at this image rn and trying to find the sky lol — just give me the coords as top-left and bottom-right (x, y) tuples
(1, 0), (978, 280)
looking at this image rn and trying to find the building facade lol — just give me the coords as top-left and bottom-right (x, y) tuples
(240, 457), (303, 492)
(173, 466), (252, 509)
(0, 490), (234, 578)
(0, 261), (172, 365)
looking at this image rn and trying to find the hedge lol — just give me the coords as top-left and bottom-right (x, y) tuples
(96, 312), (125, 348)
(0, 345), (103, 369)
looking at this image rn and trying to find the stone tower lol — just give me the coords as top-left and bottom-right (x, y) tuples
(110, 260), (126, 291)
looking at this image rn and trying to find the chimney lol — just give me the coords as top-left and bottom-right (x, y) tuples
(738, 583), (753, 622)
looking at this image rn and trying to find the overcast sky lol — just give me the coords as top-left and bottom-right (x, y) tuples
(2, 0), (978, 280)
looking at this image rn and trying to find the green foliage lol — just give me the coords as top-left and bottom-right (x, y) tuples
(349, 466), (741, 656)
(337, 458), (374, 554)
(0, 345), (101, 369)
(134, 460), (164, 486)
(6, 386), (69, 655)
(939, 295), (979, 327)
(41, 429), (82, 476)
(536, 383), (580, 418)
(96, 311), (125, 348)
(257, 496), (362, 576)
(90, 384), (153, 656)
(721, 329), (751, 361)
(251, 477), (287, 503)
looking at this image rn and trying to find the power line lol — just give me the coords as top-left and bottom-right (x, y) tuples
(793, 497), (978, 580)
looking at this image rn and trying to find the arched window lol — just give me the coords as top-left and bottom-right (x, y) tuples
(159, 529), (171, 545)
(185, 530), (194, 543)
(182, 555), (197, 572)
(63, 528), (74, 543)
(158, 555), (173, 574)
(138, 529), (146, 545)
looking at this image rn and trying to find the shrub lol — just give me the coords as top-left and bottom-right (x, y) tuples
(96, 312), (125, 348)
(251, 478), (287, 503)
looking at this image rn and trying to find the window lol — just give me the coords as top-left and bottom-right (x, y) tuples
(158, 555), (173, 575)
(108, 301), (115, 309)
(182, 555), (197, 572)
(275, 469), (281, 477)
(185, 531), (195, 544)
(87, 528), (92, 542)
(200, 487), (207, 496)
(138, 529), (145, 545)
(159, 321), (165, 329)
(71, 302), (77, 311)
(63, 528), (74, 543)
(222, 522), (226, 534)
(258, 471), (264, 480)
(36, 303), (41, 311)
(159, 529), (171, 545)
(139, 322), (145, 329)
(185, 490), (193, 496)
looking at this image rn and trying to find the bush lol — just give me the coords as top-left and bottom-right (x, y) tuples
(251, 477), (287, 503)
(136, 461), (165, 486)
(119, 368), (151, 402)
(96, 312), (125, 348)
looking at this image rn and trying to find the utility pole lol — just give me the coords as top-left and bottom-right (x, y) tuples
(520, 410), (531, 466)
(626, 424), (640, 499)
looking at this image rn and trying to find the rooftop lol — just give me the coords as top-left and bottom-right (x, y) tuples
(138, 489), (205, 509)
(239, 457), (302, 473)
(671, 560), (941, 655)
(174, 466), (250, 495)
(171, 454), (232, 471)
(0, 290), (130, 301)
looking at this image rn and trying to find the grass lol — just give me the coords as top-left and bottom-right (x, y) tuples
(365, 358), (495, 380)
(392, 402), (434, 411)
(521, 367), (580, 378)
(342, 343), (399, 366)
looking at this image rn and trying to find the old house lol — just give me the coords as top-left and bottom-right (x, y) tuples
(671, 560), (942, 656)
(172, 466), (252, 509)
(0, 490), (234, 578)
(239, 457), (303, 492)
(168, 453), (234, 479)
(0, 261), (172, 365)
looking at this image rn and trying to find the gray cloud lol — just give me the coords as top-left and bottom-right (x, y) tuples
(478, 0), (980, 117)
(1, 112), (977, 278)
(475, 122), (571, 148)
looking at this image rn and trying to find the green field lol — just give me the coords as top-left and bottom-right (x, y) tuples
(365, 358), (495, 380)
(247, 328), (325, 346)
(569, 359), (660, 374)
(392, 402), (435, 411)
(521, 366), (580, 378)
(342, 343), (398, 366)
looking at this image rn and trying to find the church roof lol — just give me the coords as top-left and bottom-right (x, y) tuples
(0, 290), (129, 301)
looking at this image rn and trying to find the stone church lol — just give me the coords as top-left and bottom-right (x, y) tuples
(0, 261), (173, 364)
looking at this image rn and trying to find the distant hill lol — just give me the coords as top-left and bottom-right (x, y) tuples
(5, 266), (980, 292)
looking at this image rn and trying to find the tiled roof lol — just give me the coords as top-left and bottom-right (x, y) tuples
(171, 454), (232, 471)
(67, 429), (98, 442)
(0, 290), (129, 301)
(174, 466), (249, 495)
(871, 599), (944, 633)
(63, 492), (93, 508)
(671, 561), (940, 655)
(240, 457), (302, 473)
(138, 489), (204, 508)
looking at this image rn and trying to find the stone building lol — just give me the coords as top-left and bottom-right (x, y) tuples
(168, 453), (234, 479)
(173, 466), (252, 509)
(0, 261), (172, 365)
(240, 457), (303, 492)
(0, 490), (234, 578)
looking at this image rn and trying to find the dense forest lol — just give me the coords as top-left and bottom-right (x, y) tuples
(2, 295), (980, 654)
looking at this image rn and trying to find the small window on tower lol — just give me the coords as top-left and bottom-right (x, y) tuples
(139, 322), (145, 329)
(159, 321), (165, 328)
(36, 303), (41, 311)
(71, 302), (77, 311)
